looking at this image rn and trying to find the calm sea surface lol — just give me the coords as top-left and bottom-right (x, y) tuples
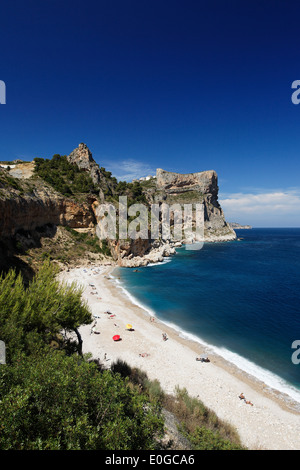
(114, 229), (300, 404)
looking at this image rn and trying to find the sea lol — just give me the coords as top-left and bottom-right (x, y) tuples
(113, 228), (300, 407)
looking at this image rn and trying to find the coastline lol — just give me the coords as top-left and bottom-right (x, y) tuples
(114, 268), (300, 411)
(59, 263), (300, 450)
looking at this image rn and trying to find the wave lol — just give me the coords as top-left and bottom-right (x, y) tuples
(110, 271), (300, 409)
(111, 275), (157, 318)
(146, 257), (173, 267)
(177, 328), (300, 408)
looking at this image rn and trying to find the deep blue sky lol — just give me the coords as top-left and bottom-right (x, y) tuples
(1, 0), (300, 226)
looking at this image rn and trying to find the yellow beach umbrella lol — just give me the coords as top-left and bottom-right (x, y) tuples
(126, 324), (133, 330)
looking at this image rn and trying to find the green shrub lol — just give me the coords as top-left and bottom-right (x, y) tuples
(0, 261), (92, 360)
(34, 155), (98, 196)
(0, 352), (164, 450)
(186, 426), (245, 450)
(163, 387), (245, 450)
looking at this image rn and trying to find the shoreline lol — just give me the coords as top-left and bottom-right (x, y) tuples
(112, 267), (300, 413)
(59, 263), (300, 450)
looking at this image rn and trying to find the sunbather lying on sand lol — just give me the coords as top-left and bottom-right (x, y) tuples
(196, 356), (210, 362)
(238, 393), (253, 405)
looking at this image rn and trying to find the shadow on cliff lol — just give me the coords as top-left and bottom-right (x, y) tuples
(0, 224), (57, 285)
(0, 243), (35, 286)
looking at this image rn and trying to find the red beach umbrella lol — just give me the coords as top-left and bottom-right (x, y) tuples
(113, 335), (121, 341)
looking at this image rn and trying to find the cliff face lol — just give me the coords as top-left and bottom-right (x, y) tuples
(145, 169), (236, 242)
(156, 168), (218, 197)
(0, 179), (95, 239)
(68, 143), (101, 186)
(0, 143), (113, 239)
(0, 145), (235, 271)
(67, 143), (116, 201)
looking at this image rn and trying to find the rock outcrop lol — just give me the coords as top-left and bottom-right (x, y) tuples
(107, 237), (177, 267)
(229, 222), (252, 229)
(68, 143), (101, 184)
(156, 168), (218, 196)
(67, 143), (116, 200)
(145, 168), (236, 242)
(0, 182), (95, 239)
(91, 166), (236, 266)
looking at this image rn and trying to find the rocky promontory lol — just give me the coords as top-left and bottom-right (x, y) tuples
(142, 168), (236, 243)
(0, 143), (236, 271)
(229, 223), (252, 229)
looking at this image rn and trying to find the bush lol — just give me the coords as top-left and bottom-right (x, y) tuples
(164, 387), (245, 450)
(0, 261), (92, 360)
(34, 155), (98, 196)
(0, 265), (164, 450)
(187, 427), (244, 450)
(0, 351), (164, 450)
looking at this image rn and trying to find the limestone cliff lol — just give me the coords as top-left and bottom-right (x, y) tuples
(0, 145), (235, 272)
(67, 143), (116, 200)
(0, 170), (95, 239)
(142, 168), (236, 242)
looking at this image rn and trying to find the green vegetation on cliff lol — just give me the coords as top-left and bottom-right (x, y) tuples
(0, 171), (24, 193)
(104, 179), (148, 205)
(34, 155), (98, 196)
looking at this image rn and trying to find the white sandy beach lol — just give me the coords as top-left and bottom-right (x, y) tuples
(59, 265), (300, 451)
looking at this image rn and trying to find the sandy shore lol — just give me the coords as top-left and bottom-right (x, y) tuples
(59, 264), (300, 450)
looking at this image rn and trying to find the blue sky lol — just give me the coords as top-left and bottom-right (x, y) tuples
(1, 0), (300, 226)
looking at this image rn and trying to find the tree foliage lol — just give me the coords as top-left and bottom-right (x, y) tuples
(0, 261), (92, 360)
(0, 262), (164, 450)
(34, 155), (98, 196)
(0, 352), (163, 450)
(115, 180), (148, 204)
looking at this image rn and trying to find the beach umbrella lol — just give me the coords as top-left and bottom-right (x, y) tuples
(126, 324), (133, 330)
(113, 335), (121, 341)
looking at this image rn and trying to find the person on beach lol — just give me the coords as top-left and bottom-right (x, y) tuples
(162, 333), (168, 341)
(238, 393), (253, 405)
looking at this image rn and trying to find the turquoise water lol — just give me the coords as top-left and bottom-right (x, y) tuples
(114, 229), (300, 405)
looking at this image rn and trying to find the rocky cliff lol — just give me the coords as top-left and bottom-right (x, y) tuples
(67, 143), (116, 201)
(229, 223), (252, 229)
(0, 178), (95, 239)
(0, 165), (98, 275)
(0, 144), (236, 272)
(143, 168), (236, 242)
